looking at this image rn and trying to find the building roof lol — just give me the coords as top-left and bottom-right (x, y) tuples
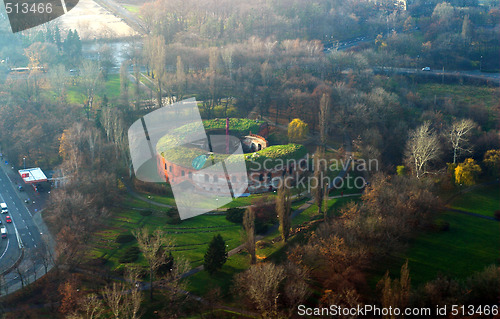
(18, 167), (48, 184)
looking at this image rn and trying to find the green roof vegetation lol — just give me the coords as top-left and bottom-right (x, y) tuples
(157, 118), (307, 170)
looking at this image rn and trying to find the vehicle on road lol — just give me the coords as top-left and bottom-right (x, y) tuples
(18, 185), (24, 191)
(422, 67), (431, 71)
(1, 227), (6, 238)
(0, 203), (7, 213)
(5, 216), (11, 223)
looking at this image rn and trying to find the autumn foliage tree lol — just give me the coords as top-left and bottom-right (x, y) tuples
(288, 118), (309, 143)
(483, 149), (500, 176)
(455, 158), (482, 186)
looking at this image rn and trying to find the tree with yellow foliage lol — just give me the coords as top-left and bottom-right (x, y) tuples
(483, 149), (500, 176)
(288, 118), (308, 143)
(455, 158), (482, 186)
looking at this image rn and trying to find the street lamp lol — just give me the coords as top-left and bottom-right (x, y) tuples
(23, 157), (25, 169)
(480, 55), (483, 72)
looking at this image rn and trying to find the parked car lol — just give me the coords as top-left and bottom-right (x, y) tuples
(5, 216), (11, 223)
(422, 67), (431, 71)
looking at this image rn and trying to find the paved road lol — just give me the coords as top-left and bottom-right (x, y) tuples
(0, 159), (54, 294)
(373, 67), (500, 84)
(94, 0), (148, 35)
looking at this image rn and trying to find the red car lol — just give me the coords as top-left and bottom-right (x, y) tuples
(5, 216), (11, 223)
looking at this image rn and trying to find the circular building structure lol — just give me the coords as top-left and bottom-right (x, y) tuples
(155, 118), (308, 194)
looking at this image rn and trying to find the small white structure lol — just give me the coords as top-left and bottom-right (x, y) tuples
(18, 167), (48, 184)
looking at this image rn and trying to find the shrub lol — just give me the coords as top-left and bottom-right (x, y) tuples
(167, 216), (182, 225)
(255, 219), (269, 234)
(434, 219), (450, 232)
(494, 210), (500, 220)
(140, 210), (153, 217)
(167, 208), (179, 218)
(115, 234), (136, 244)
(256, 240), (270, 249)
(117, 178), (126, 193)
(464, 265), (500, 305)
(396, 165), (406, 176)
(119, 246), (140, 263)
(225, 208), (245, 224)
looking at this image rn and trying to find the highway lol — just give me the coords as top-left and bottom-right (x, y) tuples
(373, 67), (500, 84)
(0, 159), (53, 294)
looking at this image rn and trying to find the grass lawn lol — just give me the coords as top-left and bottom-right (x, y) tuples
(450, 184), (500, 217)
(90, 208), (244, 270)
(417, 83), (499, 110)
(417, 83), (499, 129)
(371, 210), (500, 287)
(123, 4), (140, 14)
(186, 253), (250, 298)
(66, 74), (122, 104)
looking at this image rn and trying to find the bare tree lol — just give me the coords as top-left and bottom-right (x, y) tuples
(144, 35), (167, 108)
(49, 64), (69, 99)
(80, 60), (103, 118)
(123, 267), (143, 319)
(378, 260), (411, 317)
(405, 122), (441, 179)
(319, 93), (331, 146)
(276, 182), (292, 242)
(102, 282), (124, 319)
(0, 275), (5, 297)
(449, 119), (476, 164)
(120, 60), (130, 107)
(234, 262), (286, 318)
(78, 293), (104, 319)
(159, 256), (191, 317)
(242, 207), (256, 264)
(283, 263), (311, 318)
(133, 227), (175, 300)
(15, 263), (28, 288)
(175, 55), (186, 101)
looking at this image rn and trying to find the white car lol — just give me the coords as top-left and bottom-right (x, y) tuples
(422, 67), (431, 71)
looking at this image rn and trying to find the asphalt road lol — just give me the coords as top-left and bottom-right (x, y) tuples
(373, 67), (500, 84)
(0, 159), (52, 294)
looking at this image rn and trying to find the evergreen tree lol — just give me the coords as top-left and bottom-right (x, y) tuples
(63, 29), (82, 67)
(54, 26), (62, 51)
(204, 234), (227, 275)
(276, 181), (292, 242)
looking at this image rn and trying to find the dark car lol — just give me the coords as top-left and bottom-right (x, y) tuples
(18, 185), (24, 191)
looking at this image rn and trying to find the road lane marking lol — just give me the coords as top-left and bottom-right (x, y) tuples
(0, 238), (10, 259)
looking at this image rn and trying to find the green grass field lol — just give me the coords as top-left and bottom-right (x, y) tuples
(372, 207), (499, 287)
(66, 74), (122, 104)
(90, 208), (244, 270)
(123, 4), (140, 14)
(417, 83), (499, 111)
(450, 184), (500, 217)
